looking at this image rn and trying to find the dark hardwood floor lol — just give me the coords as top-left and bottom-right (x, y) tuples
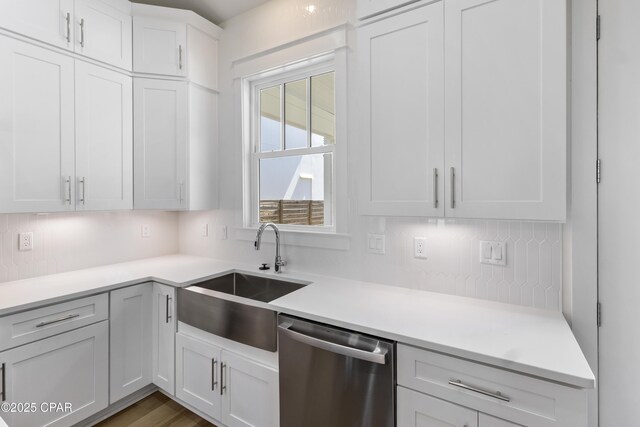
(95, 392), (216, 427)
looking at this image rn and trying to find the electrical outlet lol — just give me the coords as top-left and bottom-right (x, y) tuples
(414, 237), (427, 259)
(141, 224), (151, 238)
(220, 226), (228, 240)
(201, 224), (209, 237)
(19, 232), (33, 251)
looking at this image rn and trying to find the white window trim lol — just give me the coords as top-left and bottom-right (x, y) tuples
(240, 47), (349, 240)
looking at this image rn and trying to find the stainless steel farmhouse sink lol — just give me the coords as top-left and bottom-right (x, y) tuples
(178, 272), (309, 351)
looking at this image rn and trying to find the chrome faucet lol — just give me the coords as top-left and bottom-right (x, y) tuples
(254, 223), (287, 273)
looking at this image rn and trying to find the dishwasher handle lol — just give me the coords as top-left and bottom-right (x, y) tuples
(279, 324), (388, 365)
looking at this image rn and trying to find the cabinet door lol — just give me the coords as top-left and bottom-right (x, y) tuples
(0, 0), (74, 50)
(358, 2), (445, 217)
(0, 321), (109, 427)
(176, 333), (222, 420)
(398, 387), (478, 427)
(74, 0), (132, 70)
(444, 0), (567, 220)
(152, 283), (176, 395)
(134, 78), (188, 210)
(133, 16), (187, 77)
(221, 350), (279, 427)
(110, 283), (153, 403)
(0, 37), (75, 213)
(75, 61), (132, 211)
(357, 0), (421, 20)
(479, 414), (521, 427)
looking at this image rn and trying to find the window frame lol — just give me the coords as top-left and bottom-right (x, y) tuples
(247, 58), (338, 232)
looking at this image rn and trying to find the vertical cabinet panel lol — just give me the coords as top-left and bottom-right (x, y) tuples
(74, 0), (132, 70)
(176, 333), (222, 420)
(152, 283), (176, 395)
(444, 0), (566, 220)
(222, 350), (279, 427)
(75, 61), (132, 211)
(133, 16), (187, 76)
(397, 387), (478, 427)
(0, 0), (74, 50)
(358, 1), (444, 217)
(0, 322), (109, 427)
(110, 283), (153, 403)
(0, 37), (75, 213)
(134, 78), (188, 210)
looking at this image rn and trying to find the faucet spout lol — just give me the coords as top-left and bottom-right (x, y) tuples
(254, 223), (287, 273)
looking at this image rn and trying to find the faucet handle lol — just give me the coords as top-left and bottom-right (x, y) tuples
(276, 258), (287, 267)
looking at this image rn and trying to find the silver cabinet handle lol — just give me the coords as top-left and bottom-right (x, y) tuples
(211, 358), (218, 391)
(220, 362), (226, 395)
(0, 363), (5, 402)
(178, 45), (183, 70)
(65, 12), (71, 42)
(79, 177), (86, 204)
(433, 168), (439, 208)
(64, 176), (71, 205)
(36, 313), (80, 328)
(450, 167), (455, 209)
(79, 18), (85, 47)
(179, 182), (184, 204)
(448, 379), (510, 402)
(165, 295), (172, 323)
(278, 324), (388, 365)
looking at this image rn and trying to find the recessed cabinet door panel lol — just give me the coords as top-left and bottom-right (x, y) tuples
(176, 333), (222, 420)
(358, 1), (444, 217)
(0, 321), (109, 427)
(74, 0), (132, 70)
(222, 350), (279, 427)
(134, 78), (188, 210)
(133, 17), (187, 77)
(444, 0), (566, 220)
(75, 61), (132, 211)
(152, 283), (176, 395)
(397, 387), (478, 427)
(110, 283), (153, 403)
(0, 38), (75, 213)
(0, 0), (74, 50)
(479, 414), (522, 427)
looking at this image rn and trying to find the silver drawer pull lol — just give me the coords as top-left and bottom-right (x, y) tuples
(1, 362), (5, 402)
(36, 313), (80, 328)
(448, 379), (510, 402)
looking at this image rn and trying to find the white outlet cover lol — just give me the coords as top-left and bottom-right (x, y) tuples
(414, 237), (427, 259)
(202, 224), (209, 237)
(19, 232), (33, 251)
(141, 224), (151, 238)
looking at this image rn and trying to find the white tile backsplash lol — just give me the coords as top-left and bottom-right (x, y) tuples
(0, 211), (179, 283)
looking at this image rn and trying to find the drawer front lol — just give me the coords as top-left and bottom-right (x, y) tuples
(397, 344), (587, 427)
(0, 294), (108, 351)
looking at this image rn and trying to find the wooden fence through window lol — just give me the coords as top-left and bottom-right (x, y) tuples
(260, 200), (324, 225)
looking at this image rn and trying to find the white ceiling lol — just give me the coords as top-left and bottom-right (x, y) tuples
(130, 0), (271, 24)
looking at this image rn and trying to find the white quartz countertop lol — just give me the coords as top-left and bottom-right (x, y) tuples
(0, 254), (595, 389)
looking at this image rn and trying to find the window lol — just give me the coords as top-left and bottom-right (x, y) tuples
(249, 62), (336, 230)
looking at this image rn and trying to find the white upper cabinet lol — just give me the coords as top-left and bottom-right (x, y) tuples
(75, 61), (132, 211)
(358, 0), (567, 221)
(358, 1), (444, 217)
(0, 0), (74, 50)
(133, 16), (187, 77)
(133, 78), (188, 210)
(357, 0), (421, 20)
(73, 0), (132, 69)
(0, 38), (75, 213)
(444, 0), (566, 221)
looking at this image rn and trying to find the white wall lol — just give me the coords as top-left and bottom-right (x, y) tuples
(0, 211), (178, 283)
(178, 0), (565, 312)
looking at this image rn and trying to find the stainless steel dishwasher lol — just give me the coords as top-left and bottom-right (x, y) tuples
(278, 315), (395, 427)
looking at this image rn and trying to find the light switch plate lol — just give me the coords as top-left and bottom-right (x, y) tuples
(479, 241), (506, 266)
(367, 234), (385, 255)
(19, 232), (33, 251)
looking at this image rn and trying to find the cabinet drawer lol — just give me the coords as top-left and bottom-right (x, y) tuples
(0, 294), (108, 351)
(397, 344), (587, 427)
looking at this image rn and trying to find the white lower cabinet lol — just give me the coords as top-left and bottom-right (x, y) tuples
(0, 321), (109, 427)
(479, 414), (521, 427)
(152, 283), (176, 395)
(109, 283), (153, 403)
(176, 333), (279, 427)
(398, 386), (477, 427)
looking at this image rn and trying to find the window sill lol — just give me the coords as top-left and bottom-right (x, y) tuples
(235, 227), (351, 251)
